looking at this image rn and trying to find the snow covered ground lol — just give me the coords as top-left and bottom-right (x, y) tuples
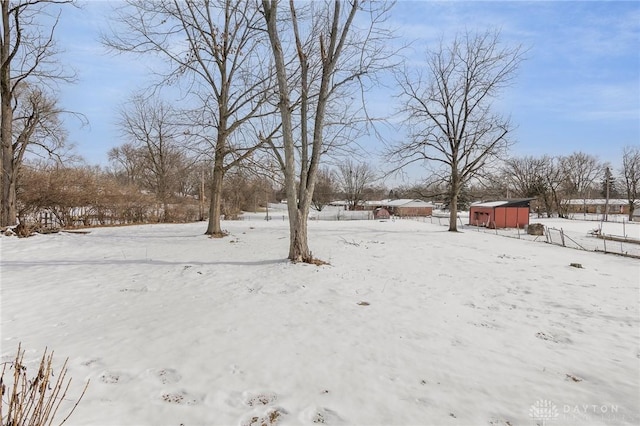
(1, 214), (639, 425)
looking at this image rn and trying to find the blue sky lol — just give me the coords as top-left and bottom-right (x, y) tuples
(54, 1), (639, 180)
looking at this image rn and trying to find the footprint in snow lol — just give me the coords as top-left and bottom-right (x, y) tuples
(243, 390), (278, 407)
(489, 418), (514, 426)
(80, 357), (104, 368)
(119, 286), (149, 293)
(472, 321), (497, 329)
(535, 331), (555, 342)
(146, 367), (182, 385)
(228, 364), (245, 375)
(240, 407), (287, 426)
(535, 331), (572, 344)
(98, 370), (131, 384)
(160, 389), (202, 405)
(301, 406), (342, 424)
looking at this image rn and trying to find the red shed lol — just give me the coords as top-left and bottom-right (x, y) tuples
(373, 207), (391, 220)
(469, 199), (534, 229)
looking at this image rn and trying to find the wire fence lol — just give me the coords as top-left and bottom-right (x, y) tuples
(543, 227), (640, 258)
(426, 215), (640, 259)
(236, 208), (640, 258)
(238, 210), (374, 221)
(566, 212), (634, 223)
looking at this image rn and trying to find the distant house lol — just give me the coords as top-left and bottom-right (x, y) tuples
(367, 199), (434, 217)
(469, 198), (534, 229)
(328, 200), (349, 209)
(563, 199), (638, 215)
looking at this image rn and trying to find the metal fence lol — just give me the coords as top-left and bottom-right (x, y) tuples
(449, 218), (640, 259)
(543, 227), (640, 258)
(235, 209), (640, 258)
(237, 211), (374, 221)
(401, 213), (639, 258)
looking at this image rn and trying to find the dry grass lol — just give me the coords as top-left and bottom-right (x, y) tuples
(0, 343), (89, 426)
(308, 257), (330, 266)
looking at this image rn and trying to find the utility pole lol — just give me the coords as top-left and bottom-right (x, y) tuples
(265, 185), (270, 221)
(199, 168), (205, 221)
(604, 166), (610, 222)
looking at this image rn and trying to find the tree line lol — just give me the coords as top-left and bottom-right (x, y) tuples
(15, 157), (387, 228)
(394, 149), (639, 222)
(1, 0), (638, 263)
(16, 146), (639, 232)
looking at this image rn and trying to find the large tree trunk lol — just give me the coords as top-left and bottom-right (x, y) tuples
(448, 170), (460, 232)
(288, 205), (312, 262)
(264, 1), (305, 261)
(206, 153), (225, 237)
(549, 186), (561, 218)
(162, 199), (170, 222)
(285, 173), (313, 261)
(448, 195), (459, 232)
(0, 0), (15, 227)
(0, 105), (13, 227)
(263, 0), (364, 263)
(206, 125), (227, 236)
(542, 193), (554, 218)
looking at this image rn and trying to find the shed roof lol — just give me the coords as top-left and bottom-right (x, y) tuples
(564, 198), (638, 206)
(368, 199), (434, 208)
(472, 200), (508, 208)
(471, 198), (535, 208)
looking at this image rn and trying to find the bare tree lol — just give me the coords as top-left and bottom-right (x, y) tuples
(388, 30), (524, 231)
(362, 183), (388, 203)
(312, 167), (336, 211)
(117, 94), (190, 222)
(599, 166), (618, 199)
(391, 182), (441, 201)
(502, 156), (547, 199)
(539, 155), (566, 217)
(10, 84), (77, 210)
(1, 0), (76, 227)
(621, 145), (640, 221)
(107, 142), (145, 186)
(559, 151), (603, 201)
(336, 159), (376, 210)
(105, 0), (275, 236)
(261, 0), (393, 262)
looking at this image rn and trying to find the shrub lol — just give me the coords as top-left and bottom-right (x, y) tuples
(1, 343), (89, 426)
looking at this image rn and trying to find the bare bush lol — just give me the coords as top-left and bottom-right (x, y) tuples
(0, 343), (88, 426)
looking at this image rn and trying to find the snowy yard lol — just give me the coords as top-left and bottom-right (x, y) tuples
(1, 216), (639, 425)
